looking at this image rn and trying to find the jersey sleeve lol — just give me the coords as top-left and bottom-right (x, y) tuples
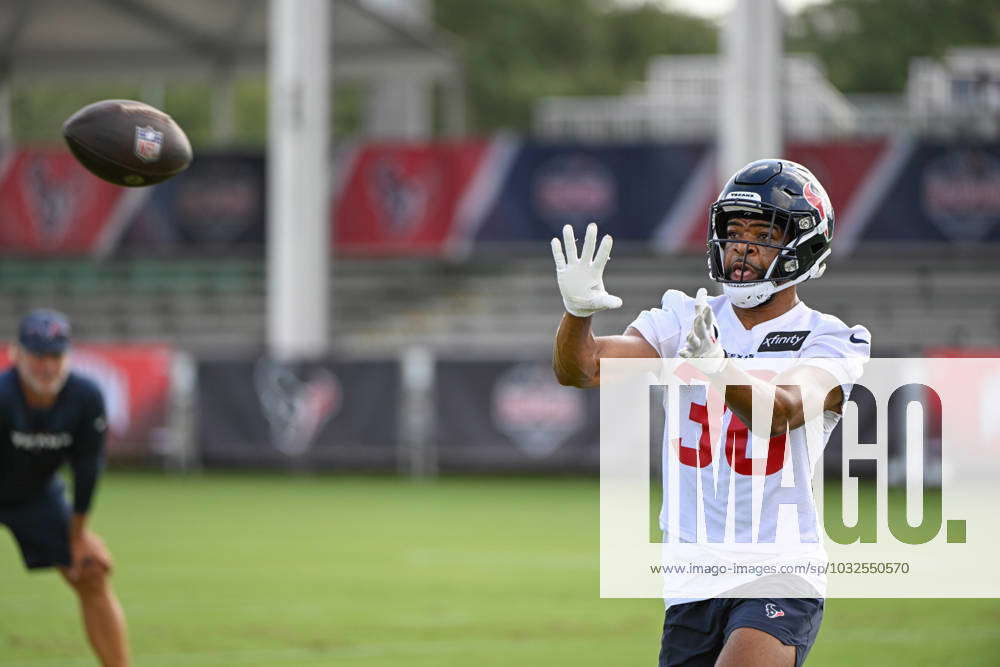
(70, 384), (108, 514)
(800, 322), (872, 408)
(626, 289), (689, 358)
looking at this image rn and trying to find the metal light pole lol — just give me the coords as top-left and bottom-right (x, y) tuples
(267, 0), (331, 359)
(719, 0), (782, 183)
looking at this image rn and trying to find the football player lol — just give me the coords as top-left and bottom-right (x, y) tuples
(551, 159), (870, 667)
(0, 310), (130, 667)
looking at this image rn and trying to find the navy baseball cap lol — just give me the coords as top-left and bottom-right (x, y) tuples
(18, 309), (72, 355)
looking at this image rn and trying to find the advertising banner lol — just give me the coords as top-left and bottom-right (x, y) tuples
(197, 358), (400, 470)
(858, 142), (1000, 244)
(10, 140), (999, 256)
(656, 140), (888, 253)
(473, 142), (708, 243)
(786, 140), (888, 224)
(118, 153), (266, 251)
(333, 140), (490, 254)
(434, 360), (600, 472)
(0, 149), (135, 255)
(0, 344), (174, 460)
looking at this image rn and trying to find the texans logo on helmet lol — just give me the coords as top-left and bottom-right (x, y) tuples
(803, 181), (828, 223)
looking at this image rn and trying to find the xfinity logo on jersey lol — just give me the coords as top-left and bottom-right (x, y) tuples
(11, 430), (73, 451)
(757, 331), (810, 353)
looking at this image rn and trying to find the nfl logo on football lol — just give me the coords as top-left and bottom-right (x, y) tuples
(133, 125), (163, 163)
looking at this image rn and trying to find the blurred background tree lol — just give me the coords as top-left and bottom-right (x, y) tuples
(432, 0), (717, 132)
(10, 0), (1000, 143)
(787, 0), (1000, 93)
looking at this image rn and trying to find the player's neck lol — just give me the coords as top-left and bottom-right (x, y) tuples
(731, 287), (800, 330)
(17, 377), (58, 410)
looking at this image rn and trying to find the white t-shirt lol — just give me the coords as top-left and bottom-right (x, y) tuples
(629, 289), (871, 604)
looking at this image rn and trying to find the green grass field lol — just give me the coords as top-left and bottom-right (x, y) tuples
(2, 472), (998, 666)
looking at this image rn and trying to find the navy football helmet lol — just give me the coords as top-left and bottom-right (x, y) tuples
(707, 159), (834, 308)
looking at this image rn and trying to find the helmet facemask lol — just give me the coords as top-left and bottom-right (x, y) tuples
(707, 200), (826, 308)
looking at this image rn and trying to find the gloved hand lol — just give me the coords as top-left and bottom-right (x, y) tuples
(679, 288), (726, 373)
(551, 223), (623, 318)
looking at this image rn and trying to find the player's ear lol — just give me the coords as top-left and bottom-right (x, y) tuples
(8, 344), (19, 363)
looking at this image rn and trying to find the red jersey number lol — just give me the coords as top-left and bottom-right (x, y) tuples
(677, 402), (787, 475)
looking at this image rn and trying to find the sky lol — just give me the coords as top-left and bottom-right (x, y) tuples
(616, 0), (830, 19)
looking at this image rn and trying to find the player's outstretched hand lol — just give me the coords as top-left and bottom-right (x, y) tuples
(679, 288), (726, 373)
(551, 222), (623, 318)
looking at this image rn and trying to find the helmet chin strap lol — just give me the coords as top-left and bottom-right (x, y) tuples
(720, 256), (827, 309)
(721, 253), (785, 308)
(722, 281), (781, 308)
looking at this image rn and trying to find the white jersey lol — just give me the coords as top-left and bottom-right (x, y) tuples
(629, 289), (871, 605)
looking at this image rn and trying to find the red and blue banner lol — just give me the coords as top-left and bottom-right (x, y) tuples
(0, 149), (134, 255)
(118, 153), (265, 250)
(654, 140), (888, 253)
(854, 142), (1000, 244)
(332, 140), (491, 255)
(472, 142), (708, 243)
(3, 139), (999, 256)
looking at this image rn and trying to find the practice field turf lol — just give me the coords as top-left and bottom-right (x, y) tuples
(2, 473), (998, 666)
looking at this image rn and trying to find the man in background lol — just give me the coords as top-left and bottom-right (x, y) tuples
(0, 309), (130, 667)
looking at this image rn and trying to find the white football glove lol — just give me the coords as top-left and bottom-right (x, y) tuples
(679, 288), (727, 373)
(551, 223), (623, 318)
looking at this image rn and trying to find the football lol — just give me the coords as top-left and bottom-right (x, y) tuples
(62, 99), (193, 187)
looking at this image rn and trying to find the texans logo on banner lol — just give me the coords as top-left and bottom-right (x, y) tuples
(334, 141), (488, 253)
(922, 148), (1000, 241)
(491, 363), (585, 458)
(25, 156), (80, 245)
(532, 153), (617, 229)
(254, 359), (342, 456)
(367, 156), (437, 237)
(0, 150), (126, 254)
